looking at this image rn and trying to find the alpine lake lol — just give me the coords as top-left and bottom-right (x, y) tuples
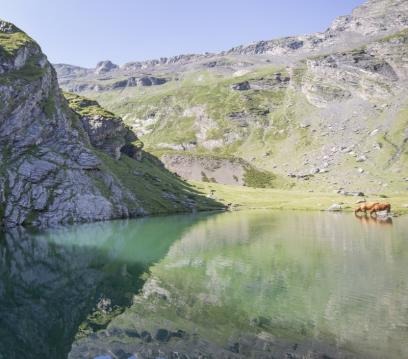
(0, 210), (407, 359)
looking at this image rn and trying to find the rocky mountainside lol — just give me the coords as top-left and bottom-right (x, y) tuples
(0, 20), (220, 228)
(55, 0), (408, 194)
(227, 0), (408, 56)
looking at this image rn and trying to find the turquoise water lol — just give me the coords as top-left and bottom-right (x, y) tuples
(0, 210), (407, 358)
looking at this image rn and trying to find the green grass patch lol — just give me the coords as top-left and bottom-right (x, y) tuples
(95, 151), (222, 214)
(0, 22), (34, 58)
(191, 181), (408, 215)
(244, 167), (277, 188)
(63, 92), (117, 119)
(379, 28), (408, 43)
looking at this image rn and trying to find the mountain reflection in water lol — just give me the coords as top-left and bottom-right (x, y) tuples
(0, 214), (208, 359)
(1, 210), (407, 359)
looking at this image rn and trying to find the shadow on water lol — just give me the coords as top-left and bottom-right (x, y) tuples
(0, 213), (213, 359)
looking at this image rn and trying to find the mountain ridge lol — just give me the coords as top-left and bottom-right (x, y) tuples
(55, 0), (408, 195)
(55, 0), (407, 73)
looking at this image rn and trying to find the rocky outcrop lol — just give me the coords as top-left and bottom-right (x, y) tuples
(298, 30), (407, 107)
(121, 53), (214, 71)
(0, 20), (219, 228)
(63, 92), (141, 160)
(94, 60), (118, 74)
(231, 73), (290, 91)
(58, 75), (168, 93)
(230, 81), (250, 91)
(111, 76), (167, 89)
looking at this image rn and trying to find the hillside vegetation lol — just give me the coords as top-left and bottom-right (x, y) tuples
(55, 0), (408, 196)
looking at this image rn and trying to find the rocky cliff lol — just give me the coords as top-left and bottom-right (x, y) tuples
(0, 20), (220, 228)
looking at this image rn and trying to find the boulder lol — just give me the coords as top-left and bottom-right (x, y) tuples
(338, 190), (365, 197)
(327, 204), (342, 211)
(230, 81), (250, 91)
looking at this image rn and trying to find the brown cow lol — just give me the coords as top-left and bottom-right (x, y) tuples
(354, 202), (379, 215)
(369, 202), (391, 217)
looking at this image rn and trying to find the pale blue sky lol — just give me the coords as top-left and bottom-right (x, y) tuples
(0, 0), (364, 68)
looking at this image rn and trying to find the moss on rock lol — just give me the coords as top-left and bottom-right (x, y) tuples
(0, 20), (35, 58)
(63, 92), (117, 119)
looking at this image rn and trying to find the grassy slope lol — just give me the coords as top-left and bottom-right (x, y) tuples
(86, 66), (312, 189)
(61, 93), (222, 214)
(72, 31), (408, 194)
(190, 180), (408, 215)
(85, 65), (307, 156)
(94, 151), (222, 214)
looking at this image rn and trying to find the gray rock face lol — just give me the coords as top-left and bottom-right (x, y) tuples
(64, 93), (140, 160)
(111, 76), (167, 89)
(81, 114), (137, 160)
(0, 40), (130, 226)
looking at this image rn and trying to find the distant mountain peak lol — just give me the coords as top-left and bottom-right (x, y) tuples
(94, 60), (118, 74)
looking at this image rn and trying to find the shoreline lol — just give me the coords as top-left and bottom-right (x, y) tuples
(190, 181), (408, 216)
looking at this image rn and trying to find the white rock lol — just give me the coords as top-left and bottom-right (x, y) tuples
(327, 204), (342, 211)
